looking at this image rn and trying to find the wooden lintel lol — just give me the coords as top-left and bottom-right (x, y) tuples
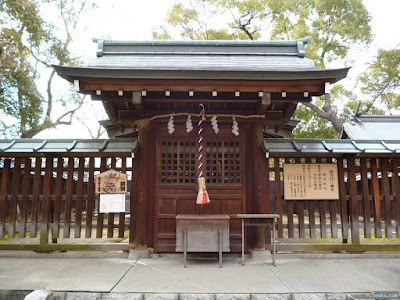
(143, 98), (258, 103)
(77, 78), (328, 93)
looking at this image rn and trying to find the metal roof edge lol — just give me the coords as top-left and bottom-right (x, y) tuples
(262, 138), (400, 155)
(53, 65), (351, 82)
(92, 37), (310, 47)
(0, 138), (139, 154)
(92, 37), (311, 57)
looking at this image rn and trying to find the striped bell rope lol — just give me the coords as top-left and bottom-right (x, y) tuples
(196, 104), (210, 205)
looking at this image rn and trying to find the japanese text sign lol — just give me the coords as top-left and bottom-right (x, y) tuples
(283, 164), (339, 200)
(95, 169), (127, 194)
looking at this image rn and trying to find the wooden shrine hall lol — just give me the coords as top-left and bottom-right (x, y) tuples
(53, 38), (350, 253)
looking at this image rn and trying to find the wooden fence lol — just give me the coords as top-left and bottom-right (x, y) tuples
(268, 156), (400, 251)
(0, 155), (135, 251)
(1, 154), (400, 252)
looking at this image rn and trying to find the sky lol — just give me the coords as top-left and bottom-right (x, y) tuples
(36, 0), (400, 139)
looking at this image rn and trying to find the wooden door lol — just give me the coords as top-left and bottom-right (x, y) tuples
(154, 124), (246, 252)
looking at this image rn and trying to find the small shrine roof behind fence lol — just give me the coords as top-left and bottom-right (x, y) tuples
(343, 115), (400, 140)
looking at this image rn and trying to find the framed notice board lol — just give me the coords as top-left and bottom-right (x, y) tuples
(283, 163), (339, 200)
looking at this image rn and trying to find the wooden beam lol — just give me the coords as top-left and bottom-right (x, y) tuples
(265, 243), (400, 252)
(257, 93), (271, 113)
(90, 91), (315, 102)
(132, 92), (142, 104)
(143, 98), (259, 103)
(77, 78), (328, 93)
(0, 244), (134, 252)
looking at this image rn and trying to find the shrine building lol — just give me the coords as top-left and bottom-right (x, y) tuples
(53, 38), (349, 252)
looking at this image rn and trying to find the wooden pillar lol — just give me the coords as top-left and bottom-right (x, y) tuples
(253, 123), (267, 249)
(135, 127), (150, 248)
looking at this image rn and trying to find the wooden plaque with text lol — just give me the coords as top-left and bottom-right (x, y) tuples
(283, 164), (339, 200)
(95, 169), (128, 194)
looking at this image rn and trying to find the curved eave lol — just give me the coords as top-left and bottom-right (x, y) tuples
(0, 138), (139, 156)
(54, 65), (350, 83)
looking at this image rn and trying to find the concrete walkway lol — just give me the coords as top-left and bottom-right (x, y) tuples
(0, 252), (399, 299)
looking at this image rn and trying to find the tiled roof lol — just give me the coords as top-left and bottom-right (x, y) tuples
(262, 138), (400, 156)
(54, 38), (350, 82)
(0, 138), (139, 154)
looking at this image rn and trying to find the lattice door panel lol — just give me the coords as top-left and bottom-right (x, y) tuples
(205, 139), (241, 185)
(159, 139), (197, 184)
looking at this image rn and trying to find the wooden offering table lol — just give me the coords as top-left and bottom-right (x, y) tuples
(236, 214), (280, 266)
(176, 215), (230, 268)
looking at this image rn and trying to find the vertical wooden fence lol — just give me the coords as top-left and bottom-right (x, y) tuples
(268, 156), (400, 247)
(0, 155), (135, 248)
(1, 154), (400, 251)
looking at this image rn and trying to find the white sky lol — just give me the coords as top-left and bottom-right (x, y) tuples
(36, 0), (400, 139)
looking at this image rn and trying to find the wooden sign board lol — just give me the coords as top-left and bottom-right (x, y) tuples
(283, 163), (339, 200)
(95, 169), (127, 194)
(99, 194), (125, 213)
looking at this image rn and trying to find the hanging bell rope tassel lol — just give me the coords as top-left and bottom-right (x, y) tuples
(196, 104), (210, 205)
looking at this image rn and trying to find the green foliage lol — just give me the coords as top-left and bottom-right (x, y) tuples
(0, 0), (95, 138)
(358, 48), (400, 114)
(154, 0), (375, 137)
(154, 0), (372, 67)
(267, 0), (372, 67)
(293, 101), (338, 139)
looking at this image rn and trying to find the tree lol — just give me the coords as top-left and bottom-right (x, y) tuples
(0, 0), (95, 138)
(154, 0), (373, 137)
(293, 85), (385, 138)
(358, 47), (400, 115)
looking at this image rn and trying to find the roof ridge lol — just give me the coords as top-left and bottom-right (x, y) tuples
(93, 37), (310, 58)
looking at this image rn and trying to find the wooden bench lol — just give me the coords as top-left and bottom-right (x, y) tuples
(176, 215), (230, 267)
(236, 214), (280, 266)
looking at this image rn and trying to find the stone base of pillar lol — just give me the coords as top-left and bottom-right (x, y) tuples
(128, 249), (151, 260)
(250, 249), (272, 260)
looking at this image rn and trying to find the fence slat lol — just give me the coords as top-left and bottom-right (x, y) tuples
(265, 157), (272, 244)
(360, 158), (371, 238)
(295, 158), (306, 238)
(305, 158), (316, 239)
(107, 158), (116, 239)
(337, 158), (349, 240)
(381, 158), (393, 238)
(9, 158), (22, 237)
(274, 158), (283, 238)
(118, 157), (127, 239)
(129, 157), (137, 244)
(85, 158), (95, 238)
(316, 158), (327, 239)
(97, 158), (106, 238)
(0, 159), (11, 238)
(393, 159), (400, 238)
(64, 157), (75, 238)
(40, 157), (53, 244)
(74, 157), (85, 238)
(30, 158), (42, 238)
(285, 158), (294, 238)
(19, 158), (31, 238)
(371, 158), (382, 238)
(348, 157), (360, 244)
(53, 158), (63, 239)
(327, 158), (337, 238)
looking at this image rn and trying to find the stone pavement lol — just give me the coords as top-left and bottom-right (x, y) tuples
(0, 252), (399, 299)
